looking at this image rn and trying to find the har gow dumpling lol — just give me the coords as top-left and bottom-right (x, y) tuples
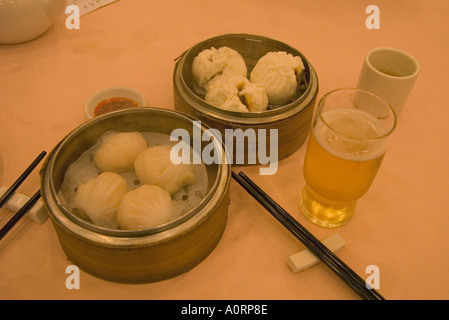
(117, 184), (174, 230)
(70, 172), (128, 229)
(134, 145), (195, 195)
(94, 131), (148, 173)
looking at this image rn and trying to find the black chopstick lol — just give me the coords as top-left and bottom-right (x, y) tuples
(0, 151), (46, 241)
(0, 190), (41, 240)
(232, 171), (385, 300)
(238, 172), (385, 300)
(0, 151), (47, 209)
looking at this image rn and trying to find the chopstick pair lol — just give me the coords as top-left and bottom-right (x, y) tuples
(231, 171), (385, 301)
(0, 151), (46, 241)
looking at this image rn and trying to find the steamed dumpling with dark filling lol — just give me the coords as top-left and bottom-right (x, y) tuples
(134, 145), (195, 195)
(205, 75), (268, 112)
(205, 75), (250, 112)
(239, 82), (269, 112)
(117, 184), (174, 230)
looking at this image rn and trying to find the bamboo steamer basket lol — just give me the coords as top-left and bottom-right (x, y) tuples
(40, 108), (230, 283)
(173, 33), (319, 164)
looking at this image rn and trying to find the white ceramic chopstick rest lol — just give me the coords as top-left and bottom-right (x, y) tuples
(287, 233), (346, 272)
(0, 186), (48, 224)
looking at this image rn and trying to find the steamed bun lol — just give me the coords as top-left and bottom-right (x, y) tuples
(205, 75), (268, 112)
(94, 131), (148, 173)
(219, 95), (249, 113)
(117, 185), (174, 230)
(239, 82), (269, 112)
(205, 75), (250, 112)
(134, 145), (195, 195)
(192, 46), (247, 88)
(250, 51), (304, 104)
(70, 172), (128, 229)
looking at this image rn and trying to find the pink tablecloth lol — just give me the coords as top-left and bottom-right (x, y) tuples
(1, 0), (448, 300)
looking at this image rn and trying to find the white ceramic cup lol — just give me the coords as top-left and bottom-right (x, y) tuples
(356, 47), (419, 115)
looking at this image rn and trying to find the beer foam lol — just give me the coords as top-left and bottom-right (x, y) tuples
(314, 108), (388, 161)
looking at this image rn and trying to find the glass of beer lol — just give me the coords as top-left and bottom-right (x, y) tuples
(300, 88), (397, 228)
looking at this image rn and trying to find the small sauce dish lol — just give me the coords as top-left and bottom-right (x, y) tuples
(85, 86), (147, 119)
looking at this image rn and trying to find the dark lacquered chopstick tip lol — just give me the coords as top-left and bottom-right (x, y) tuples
(0, 151), (46, 209)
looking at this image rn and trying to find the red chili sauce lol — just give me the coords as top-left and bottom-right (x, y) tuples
(94, 97), (138, 117)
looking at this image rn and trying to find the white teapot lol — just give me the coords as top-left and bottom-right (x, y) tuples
(0, 0), (67, 44)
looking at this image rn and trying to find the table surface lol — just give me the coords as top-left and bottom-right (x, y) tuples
(1, 0), (448, 300)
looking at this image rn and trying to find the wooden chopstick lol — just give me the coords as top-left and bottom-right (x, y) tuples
(0, 151), (47, 209)
(0, 190), (41, 240)
(232, 171), (385, 300)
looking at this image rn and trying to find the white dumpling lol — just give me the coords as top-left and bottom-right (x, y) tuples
(250, 51), (304, 105)
(205, 75), (248, 106)
(204, 75), (268, 112)
(192, 46), (247, 88)
(117, 184), (174, 230)
(70, 172), (128, 229)
(205, 75), (249, 112)
(94, 131), (148, 173)
(134, 145), (195, 195)
(218, 95), (249, 112)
